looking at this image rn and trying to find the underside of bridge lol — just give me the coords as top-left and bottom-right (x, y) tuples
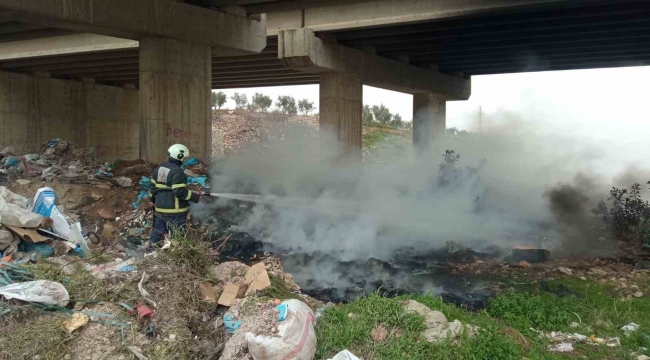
(0, 0), (648, 163)
(1, 0), (649, 88)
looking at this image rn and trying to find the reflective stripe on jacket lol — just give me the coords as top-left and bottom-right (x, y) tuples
(150, 158), (200, 213)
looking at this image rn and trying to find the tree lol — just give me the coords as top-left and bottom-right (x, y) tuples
(297, 99), (315, 115)
(212, 91), (226, 109)
(371, 104), (393, 123)
(250, 93), (272, 112)
(362, 105), (374, 123)
(390, 113), (404, 128)
(231, 93), (248, 110)
(276, 95), (297, 115)
(215, 91), (227, 109)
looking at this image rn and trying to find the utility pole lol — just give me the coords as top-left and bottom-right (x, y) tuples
(478, 106), (483, 133)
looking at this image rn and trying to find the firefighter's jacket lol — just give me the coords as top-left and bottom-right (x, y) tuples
(149, 158), (199, 214)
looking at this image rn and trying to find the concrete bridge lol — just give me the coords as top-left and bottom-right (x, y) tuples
(0, 0), (647, 163)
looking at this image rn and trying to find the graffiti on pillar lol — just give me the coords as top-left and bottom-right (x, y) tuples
(165, 123), (200, 146)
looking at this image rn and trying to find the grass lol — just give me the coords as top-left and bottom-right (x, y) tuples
(0, 313), (71, 360)
(316, 277), (650, 360)
(264, 273), (302, 301)
(363, 125), (411, 162)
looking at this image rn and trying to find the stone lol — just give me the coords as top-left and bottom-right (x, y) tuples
(637, 355), (650, 360)
(634, 291), (644, 298)
(580, 276), (587, 281)
(96, 184), (112, 190)
(557, 267), (573, 275)
(446, 320), (463, 337)
(102, 223), (116, 239)
(16, 179), (31, 185)
(403, 300), (448, 328)
(98, 208), (117, 221)
(571, 321), (580, 328)
(90, 192), (104, 201)
(590, 268), (608, 275)
(115, 177), (133, 187)
(519, 261), (532, 268)
(475, 259), (484, 264)
(630, 285), (640, 290)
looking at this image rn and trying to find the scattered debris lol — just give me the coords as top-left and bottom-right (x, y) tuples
(558, 267), (573, 275)
(327, 350), (361, 360)
(62, 313), (89, 334)
(622, 322), (641, 336)
(549, 342), (574, 352)
(128, 346), (149, 360)
(589, 268), (608, 275)
(533, 328), (621, 349)
(217, 261), (272, 306)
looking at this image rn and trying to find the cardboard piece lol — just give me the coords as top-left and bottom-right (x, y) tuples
(244, 262), (271, 293)
(6, 225), (49, 243)
(217, 283), (240, 307)
(216, 262), (272, 307)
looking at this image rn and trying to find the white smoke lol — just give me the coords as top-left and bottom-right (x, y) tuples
(198, 112), (635, 262)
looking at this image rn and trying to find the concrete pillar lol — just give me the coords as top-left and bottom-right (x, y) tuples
(319, 72), (362, 164)
(413, 93), (446, 153)
(139, 37), (211, 163)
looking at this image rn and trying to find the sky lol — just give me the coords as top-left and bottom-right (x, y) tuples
(216, 66), (650, 175)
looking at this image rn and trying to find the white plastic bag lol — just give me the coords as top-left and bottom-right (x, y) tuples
(328, 350), (361, 360)
(246, 299), (317, 360)
(0, 280), (69, 306)
(0, 186), (43, 227)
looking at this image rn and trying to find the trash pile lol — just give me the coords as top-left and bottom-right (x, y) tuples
(0, 186), (94, 262)
(205, 260), (319, 360)
(0, 138), (133, 188)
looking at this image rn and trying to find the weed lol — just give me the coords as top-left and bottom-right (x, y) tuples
(594, 182), (650, 241)
(0, 313), (70, 360)
(264, 274), (301, 300)
(157, 225), (215, 276)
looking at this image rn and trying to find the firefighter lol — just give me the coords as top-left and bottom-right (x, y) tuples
(148, 144), (202, 247)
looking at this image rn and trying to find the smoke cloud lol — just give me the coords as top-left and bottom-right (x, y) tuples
(197, 112), (642, 263)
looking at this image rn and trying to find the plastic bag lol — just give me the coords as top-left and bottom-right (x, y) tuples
(246, 299), (317, 360)
(0, 280), (69, 306)
(31, 187), (90, 255)
(328, 350), (361, 360)
(0, 186), (43, 227)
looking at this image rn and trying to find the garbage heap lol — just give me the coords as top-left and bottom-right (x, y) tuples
(0, 138), (135, 187)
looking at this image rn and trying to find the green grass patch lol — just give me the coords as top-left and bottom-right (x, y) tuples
(316, 277), (650, 359)
(363, 126), (411, 162)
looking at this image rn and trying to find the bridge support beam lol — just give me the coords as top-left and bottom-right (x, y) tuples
(278, 27), (468, 163)
(140, 37), (212, 163)
(413, 93), (446, 153)
(319, 72), (363, 164)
